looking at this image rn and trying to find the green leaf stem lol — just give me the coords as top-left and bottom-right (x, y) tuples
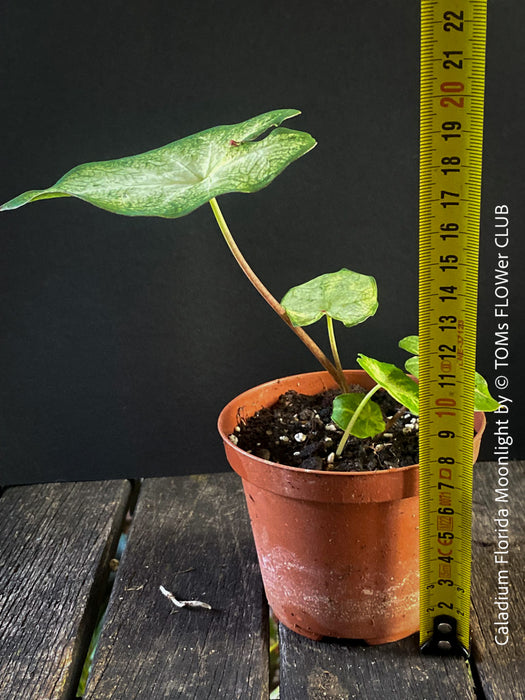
(1, 109), (316, 218)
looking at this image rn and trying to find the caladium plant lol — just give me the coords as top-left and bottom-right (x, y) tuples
(1, 109), (499, 457)
(280, 272), (498, 454)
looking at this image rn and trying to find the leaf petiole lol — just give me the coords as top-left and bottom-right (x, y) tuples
(326, 315), (348, 393)
(209, 197), (342, 388)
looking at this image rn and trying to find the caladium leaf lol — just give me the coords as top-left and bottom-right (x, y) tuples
(0, 109), (316, 218)
(281, 269), (378, 328)
(403, 354), (499, 412)
(357, 354), (420, 415)
(331, 393), (385, 439)
(473, 373), (501, 411)
(404, 355), (419, 376)
(398, 335), (419, 355)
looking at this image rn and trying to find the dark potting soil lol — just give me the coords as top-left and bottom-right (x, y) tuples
(230, 385), (419, 472)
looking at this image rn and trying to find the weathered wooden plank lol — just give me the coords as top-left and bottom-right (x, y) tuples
(0, 480), (131, 700)
(85, 472), (269, 700)
(279, 628), (476, 699)
(470, 460), (524, 699)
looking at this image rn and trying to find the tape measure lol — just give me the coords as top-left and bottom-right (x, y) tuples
(419, 0), (487, 654)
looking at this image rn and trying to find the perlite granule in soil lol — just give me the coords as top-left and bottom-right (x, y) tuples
(230, 385), (419, 472)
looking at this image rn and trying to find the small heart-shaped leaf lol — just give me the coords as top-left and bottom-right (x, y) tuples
(398, 335), (419, 355)
(357, 354), (419, 415)
(331, 393), (385, 439)
(404, 355), (419, 376)
(1, 109), (316, 218)
(281, 269), (378, 328)
(473, 373), (501, 411)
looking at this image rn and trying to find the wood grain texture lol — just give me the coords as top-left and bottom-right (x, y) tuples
(470, 460), (524, 699)
(84, 472), (268, 700)
(0, 480), (131, 700)
(279, 629), (476, 699)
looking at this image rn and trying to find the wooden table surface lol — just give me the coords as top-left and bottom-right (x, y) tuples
(0, 462), (523, 699)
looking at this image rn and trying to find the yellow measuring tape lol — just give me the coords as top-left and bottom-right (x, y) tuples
(419, 0), (487, 654)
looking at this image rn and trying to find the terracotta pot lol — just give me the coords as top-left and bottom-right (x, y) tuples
(217, 370), (486, 644)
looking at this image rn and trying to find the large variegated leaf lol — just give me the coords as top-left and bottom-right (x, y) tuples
(0, 109), (316, 218)
(281, 269), (378, 328)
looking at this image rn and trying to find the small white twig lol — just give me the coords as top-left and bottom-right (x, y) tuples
(159, 585), (212, 610)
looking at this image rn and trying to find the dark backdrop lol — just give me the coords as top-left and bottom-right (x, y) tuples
(0, 0), (523, 484)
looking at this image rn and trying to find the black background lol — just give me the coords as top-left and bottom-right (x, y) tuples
(0, 0), (522, 485)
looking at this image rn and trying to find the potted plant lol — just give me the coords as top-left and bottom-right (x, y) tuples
(1, 109), (497, 643)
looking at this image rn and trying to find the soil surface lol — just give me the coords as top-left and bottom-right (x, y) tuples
(230, 385), (419, 472)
